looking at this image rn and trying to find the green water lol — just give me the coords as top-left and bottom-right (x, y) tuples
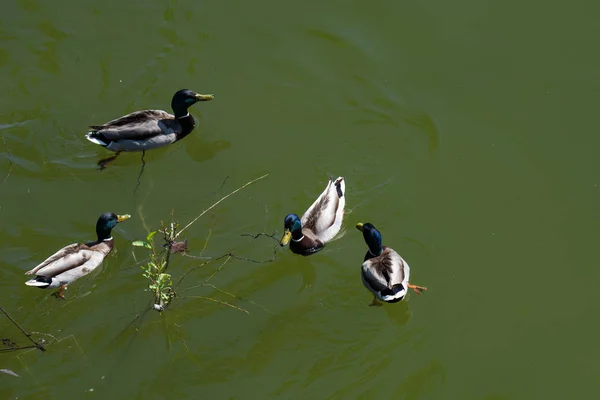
(2, 0), (600, 398)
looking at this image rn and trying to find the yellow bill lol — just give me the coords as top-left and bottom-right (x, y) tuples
(356, 222), (364, 231)
(195, 93), (215, 101)
(280, 229), (291, 246)
(117, 214), (131, 223)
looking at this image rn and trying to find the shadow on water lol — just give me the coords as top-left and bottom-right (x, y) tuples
(183, 134), (231, 165)
(90, 119), (229, 168)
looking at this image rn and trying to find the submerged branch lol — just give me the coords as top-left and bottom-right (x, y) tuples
(183, 296), (249, 314)
(241, 231), (280, 244)
(1, 136), (13, 190)
(0, 306), (46, 352)
(133, 150), (146, 195)
(176, 173), (269, 238)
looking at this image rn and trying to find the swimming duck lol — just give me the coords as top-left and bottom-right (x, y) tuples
(24, 212), (131, 298)
(280, 176), (345, 255)
(356, 222), (427, 306)
(86, 89), (214, 168)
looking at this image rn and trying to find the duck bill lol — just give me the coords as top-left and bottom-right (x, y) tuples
(280, 229), (292, 247)
(195, 93), (215, 101)
(117, 214), (131, 223)
(356, 222), (364, 231)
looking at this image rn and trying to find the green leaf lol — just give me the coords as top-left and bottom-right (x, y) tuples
(132, 240), (152, 249)
(147, 231), (157, 242)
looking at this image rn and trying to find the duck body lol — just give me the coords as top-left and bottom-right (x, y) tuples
(25, 213), (130, 298)
(289, 229), (324, 256)
(280, 176), (345, 256)
(86, 110), (195, 152)
(361, 246), (411, 303)
(86, 89), (214, 153)
(25, 241), (113, 289)
(356, 222), (426, 305)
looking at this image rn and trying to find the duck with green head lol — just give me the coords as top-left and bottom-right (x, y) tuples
(356, 222), (427, 306)
(25, 212), (131, 299)
(86, 89), (214, 168)
(280, 176), (345, 255)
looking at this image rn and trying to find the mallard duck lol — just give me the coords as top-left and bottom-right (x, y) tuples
(86, 89), (214, 168)
(356, 222), (427, 306)
(280, 176), (345, 255)
(24, 212), (131, 298)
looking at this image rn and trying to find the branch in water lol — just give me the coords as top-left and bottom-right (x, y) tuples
(0, 306), (46, 352)
(176, 246), (278, 289)
(1, 136), (14, 190)
(176, 173), (269, 238)
(240, 232), (279, 244)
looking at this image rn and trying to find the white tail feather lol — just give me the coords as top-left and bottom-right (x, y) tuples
(25, 279), (50, 288)
(86, 133), (107, 146)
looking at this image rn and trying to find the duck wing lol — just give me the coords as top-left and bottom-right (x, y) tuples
(89, 110), (177, 141)
(301, 177), (345, 243)
(361, 248), (407, 291)
(25, 243), (100, 278)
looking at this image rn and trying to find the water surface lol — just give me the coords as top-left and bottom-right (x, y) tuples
(1, 0), (600, 398)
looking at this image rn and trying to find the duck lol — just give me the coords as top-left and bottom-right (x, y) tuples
(356, 222), (427, 306)
(24, 212), (131, 299)
(86, 89), (214, 168)
(280, 176), (345, 255)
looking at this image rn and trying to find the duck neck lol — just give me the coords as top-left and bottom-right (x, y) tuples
(366, 241), (383, 258)
(176, 113), (196, 139)
(172, 103), (190, 119)
(291, 228), (304, 242)
(96, 226), (114, 242)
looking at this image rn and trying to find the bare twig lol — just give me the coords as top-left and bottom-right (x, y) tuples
(241, 231), (280, 244)
(176, 254), (229, 288)
(176, 173), (269, 238)
(0, 345), (40, 353)
(0, 306), (45, 352)
(199, 229), (212, 257)
(228, 250), (277, 264)
(183, 296), (249, 314)
(133, 150), (146, 195)
(218, 176), (229, 193)
(1, 136), (13, 190)
(206, 255), (232, 282)
(177, 246), (277, 288)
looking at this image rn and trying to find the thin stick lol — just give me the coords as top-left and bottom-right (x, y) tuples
(133, 150), (146, 195)
(0, 306), (45, 352)
(241, 232), (279, 244)
(0, 345), (39, 353)
(1, 136), (13, 189)
(184, 296), (249, 314)
(199, 229), (212, 257)
(176, 173), (269, 238)
(205, 255), (232, 282)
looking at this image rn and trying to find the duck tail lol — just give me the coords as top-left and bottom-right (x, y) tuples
(380, 284), (407, 303)
(85, 132), (108, 146)
(333, 176), (345, 198)
(25, 276), (52, 288)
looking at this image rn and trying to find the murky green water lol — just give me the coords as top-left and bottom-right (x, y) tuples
(2, 0), (600, 398)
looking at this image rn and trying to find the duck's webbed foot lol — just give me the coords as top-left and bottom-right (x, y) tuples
(97, 152), (121, 171)
(369, 295), (383, 307)
(53, 284), (67, 300)
(408, 283), (427, 294)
